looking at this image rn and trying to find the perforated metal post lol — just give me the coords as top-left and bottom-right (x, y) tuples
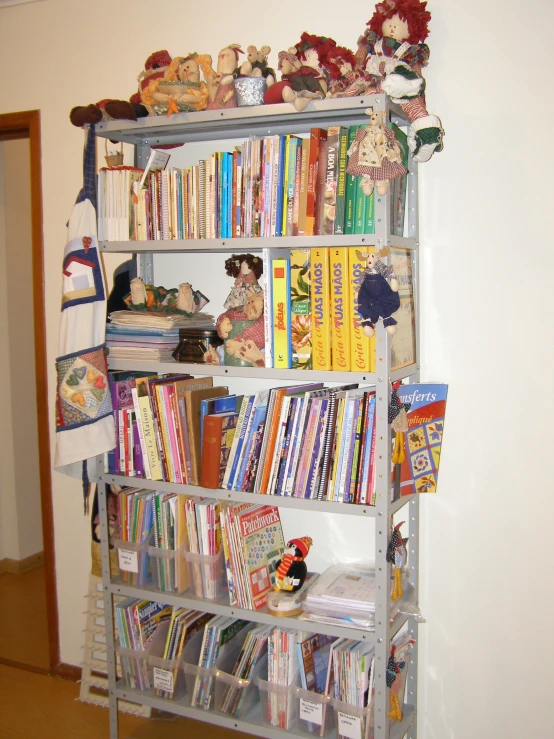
(97, 460), (119, 739)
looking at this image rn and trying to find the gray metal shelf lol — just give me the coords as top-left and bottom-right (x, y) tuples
(95, 96), (409, 146)
(114, 685), (414, 739)
(100, 234), (417, 254)
(108, 579), (409, 642)
(106, 358), (419, 385)
(100, 473), (414, 518)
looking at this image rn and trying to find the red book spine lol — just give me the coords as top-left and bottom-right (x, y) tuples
(148, 383), (168, 481)
(314, 133), (329, 236)
(306, 128), (327, 236)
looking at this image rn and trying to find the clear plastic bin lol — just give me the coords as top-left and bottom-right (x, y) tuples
(146, 620), (185, 700)
(183, 548), (225, 601)
(183, 622), (256, 711)
(115, 644), (150, 691)
(148, 543), (187, 593)
(214, 653), (268, 719)
(296, 688), (335, 737)
(332, 698), (373, 739)
(113, 538), (151, 587)
(257, 677), (298, 730)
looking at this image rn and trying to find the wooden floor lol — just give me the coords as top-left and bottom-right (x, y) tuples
(0, 565), (50, 669)
(0, 662), (252, 739)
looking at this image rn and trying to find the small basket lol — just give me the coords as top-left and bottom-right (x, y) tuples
(104, 139), (124, 167)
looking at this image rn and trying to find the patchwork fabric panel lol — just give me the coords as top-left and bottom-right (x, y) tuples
(61, 236), (105, 310)
(406, 418), (444, 493)
(56, 344), (112, 430)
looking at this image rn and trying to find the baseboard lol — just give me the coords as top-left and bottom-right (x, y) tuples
(53, 663), (82, 682)
(0, 551), (44, 574)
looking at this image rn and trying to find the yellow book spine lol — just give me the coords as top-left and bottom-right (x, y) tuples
(137, 394), (163, 481)
(348, 247), (373, 372)
(330, 247), (350, 371)
(272, 258), (291, 369)
(311, 248), (331, 370)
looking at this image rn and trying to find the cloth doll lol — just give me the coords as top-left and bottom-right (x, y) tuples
(324, 45), (370, 98)
(69, 50), (172, 127)
(223, 254), (263, 310)
(206, 44), (244, 109)
(355, 0), (444, 162)
(347, 109), (407, 195)
(140, 53), (210, 115)
(265, 47), (326, 110)
(355, 247), (400, 336)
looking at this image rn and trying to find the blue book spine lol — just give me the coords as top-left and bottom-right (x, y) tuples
(286, 138), (298, 236)
(226, 395), (255, 489)
(226, 152), (233, 239)
(275, 135), (286, 237)
(235, 404), (268, 491)
(304, 399), (328, 499)
(275, 397), (299, 496)
(222, 153), (229, 239)
(236, 151), (242, 236)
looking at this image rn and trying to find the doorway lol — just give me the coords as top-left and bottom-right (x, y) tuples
(0, 110), (59, 674)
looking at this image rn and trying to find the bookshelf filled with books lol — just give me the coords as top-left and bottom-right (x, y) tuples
(95, 96), (421, 739)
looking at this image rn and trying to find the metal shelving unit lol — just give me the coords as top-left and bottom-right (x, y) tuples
(95, 96), (421, 739)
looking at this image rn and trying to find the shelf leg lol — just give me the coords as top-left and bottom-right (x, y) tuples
(98, 465), (119, 739)
(406, 494), (420, 738)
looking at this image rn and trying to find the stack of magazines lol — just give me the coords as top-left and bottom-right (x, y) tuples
(301, 564), (378, 630)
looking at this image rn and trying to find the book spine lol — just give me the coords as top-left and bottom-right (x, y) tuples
(330, 248), (351, 371)
(334, 127), (349, 235)
(270, 136), (280, 237)
(167, 386), (185, 485)
(306, 128), (326, 236)
(345, 398), (364, 503)
(316, 391), (337, 500)
(200, 415), (224, 489)
(322, 126), (340, 235)
(294, 399), (319, 498)
(149, 383), (168, 481)
(357, 393), (374, 504)
(223, 396), (252, 490)
(348, 246), (372, 372)
(336, 399), (355, 503)
(131, 388), (151, 479)
(311, 248), (331, 371)
(353, 177), (367, 235)
(281, 135), (291, 237)
(275, 135), (286, 237)
(132, 417), (143, 478)
(305, 399), (329, 499)
(272, 258), (292, 369)
(262, 248), (273, 368)
(158, 386), (176, 483)
(137, 392), (163, 481)
(290, 249), (312, 370)
(364, 190), (375, 235)
(292, 140), (302, 236)
(231, 151), (238, 239)
(297, 138), (310, 236)
(286, 138), (297, 236)
(235, 151), (242, 237)
(314, 132), (329, 236)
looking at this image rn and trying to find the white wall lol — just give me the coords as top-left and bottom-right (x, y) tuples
(0, 138), (43, 562)
(0, 1), (553, 736)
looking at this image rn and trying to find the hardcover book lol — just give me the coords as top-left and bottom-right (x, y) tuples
(348, 247), (373, 372)
(311, 248), (331, 371)
(272, 258), (292, 369)
(290, 249), (312, 370)
(200, 412), (239, 490)
(330, 247), (350, 371)
(334, 127), (349, 235)
(306, 128), (327, 236)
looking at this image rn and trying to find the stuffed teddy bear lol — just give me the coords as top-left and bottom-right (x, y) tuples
(231, 45), (276, 85)
(355, 0), (444, 163)
(140, 53), (211, 115)
(355, 247), (400, 336)
(346, 109), (407, 195)
(69, 50), (173, 127)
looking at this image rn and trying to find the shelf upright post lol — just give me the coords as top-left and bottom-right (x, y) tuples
(97, 459), (119, 739)
(135, 139), (154, 284)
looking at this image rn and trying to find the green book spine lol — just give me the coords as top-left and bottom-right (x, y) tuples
(354, 179), (367, 234)
(344, 126), (359, 235)
(364, 191), (375, 234)
(334, 127), (349, 235)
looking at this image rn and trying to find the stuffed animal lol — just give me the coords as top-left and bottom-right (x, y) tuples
(69, 50), (172, 127)
(355, 0), (444, 162)
(206, 44), (244, 109)
(273, 537), (313, 592)
(355, 247), (400, 336)
(233, 45), (276, 85)
(124, 277), (209, 315)
(347, 109), (407, 196)
(265, 47), (326, 110)
(324, 45), (365, 98)
(140, 53), (212, 115)
(386, 521), (408, 601)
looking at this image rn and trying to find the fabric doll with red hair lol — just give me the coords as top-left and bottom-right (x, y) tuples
(355, 0), (444, 162)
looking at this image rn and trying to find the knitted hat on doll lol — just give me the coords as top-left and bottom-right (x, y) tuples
(288, 537), (312, 559)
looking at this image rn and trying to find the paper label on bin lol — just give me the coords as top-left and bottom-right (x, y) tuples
(338, 711), (362, 739)
(300, 697), (323, 725)
(118, 548), (138, 573)
(153, 667), (174, 693)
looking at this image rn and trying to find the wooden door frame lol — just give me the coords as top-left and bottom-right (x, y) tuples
(0, 110), (60, 676)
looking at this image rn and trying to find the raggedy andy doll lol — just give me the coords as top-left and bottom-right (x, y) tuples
(355, 0), (444, 163)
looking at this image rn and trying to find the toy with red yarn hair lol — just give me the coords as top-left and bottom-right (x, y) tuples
(355, 0), (444, 163)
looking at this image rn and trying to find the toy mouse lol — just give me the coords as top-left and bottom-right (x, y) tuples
(355, 0), (444, 162)
(234, 45), (276, 86)
(355, 247), (400, 336)
(273, 537), (313, 592)
(346, 108), (407, 196)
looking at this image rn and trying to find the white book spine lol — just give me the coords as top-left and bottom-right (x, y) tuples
(131, 388), (151, 479)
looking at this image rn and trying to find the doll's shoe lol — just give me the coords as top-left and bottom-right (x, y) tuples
(69, 104), (102, 127)
(408, 115), (444, 163)
(361, 178), (375, 196)
(103, 100), (138, 121)
(376, 181), (389, 196)
(381, 65), (424, 102)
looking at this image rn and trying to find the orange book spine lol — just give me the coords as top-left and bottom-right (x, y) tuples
(200, 415), (224, 489)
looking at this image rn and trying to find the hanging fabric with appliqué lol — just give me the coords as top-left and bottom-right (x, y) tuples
(54, 125), (115, 499)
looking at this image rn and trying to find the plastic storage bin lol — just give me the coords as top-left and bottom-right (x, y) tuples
(214, 653), (268, 719)
(332, 698), (373, 739)
(146, 620), (186, 700)
(148, 543), (187, 593)
(183, 548), (225, 601)
(296, 688), (335, 737)
(115, 644), (150, 691)
(113, 538), (151, 587)
(257, 677), (298, 730)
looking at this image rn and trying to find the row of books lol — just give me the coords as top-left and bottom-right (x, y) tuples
(265, 245), (415, 373)
(97, 123), (408, 243)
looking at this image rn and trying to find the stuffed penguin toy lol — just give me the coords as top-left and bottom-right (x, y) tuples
(273, 536), (313, 592)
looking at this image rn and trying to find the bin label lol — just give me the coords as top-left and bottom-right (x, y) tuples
(153, 667), (174, 694)
(300, 697), (323, 725)
(117, 548), (138, 573)
(338, 711), (362, 739)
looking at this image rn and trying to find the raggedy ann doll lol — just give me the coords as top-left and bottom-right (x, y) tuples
(355, 0), (444, 163)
